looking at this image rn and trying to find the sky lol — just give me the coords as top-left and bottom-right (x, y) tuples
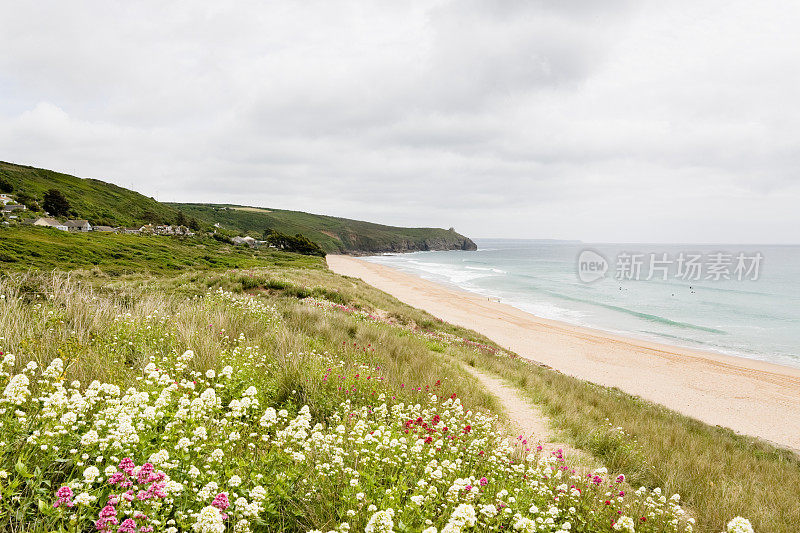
(2, 0), (799, 243)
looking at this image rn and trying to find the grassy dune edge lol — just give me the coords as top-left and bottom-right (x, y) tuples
(0, 257), (784, 531)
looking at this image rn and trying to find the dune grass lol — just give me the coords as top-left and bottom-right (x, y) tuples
(0, 260), (791, 531)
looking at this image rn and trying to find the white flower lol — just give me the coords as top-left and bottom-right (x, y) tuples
(3, 374), (30, 405)
(726, 517), (754, 533)
(83, 466), (100, 484)
(442, 504), (477, 533)
(229, 475), (242, 487)
(410, 495), (424, 506)
(613, 516), (635, 533)
(206, 369), (216, 379)
(73, 492), (95, 505)
(193, 505), (225, 533)
(365, 508), (395, 533)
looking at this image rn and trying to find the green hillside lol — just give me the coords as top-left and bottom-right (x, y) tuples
(171, 203), (477, 254)
(0, 161), (181, 227)
(0, 225), (320, 273)
(0, 161), (477, 254)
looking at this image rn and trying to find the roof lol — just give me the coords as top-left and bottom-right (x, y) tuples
(93, 225), (116, 231)
(35, 217), (64, 226)
(65, 220), (90, 227)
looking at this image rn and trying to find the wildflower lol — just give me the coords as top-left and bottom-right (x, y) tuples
(365, 508), (395, 533)
(442, 503), (477, 532)
(613, 516), (636, 533)
(83, 465), (100, 484)
(726, 517), (754, 533)
(118, 518), (137, 533)
(212, 492), (230, 511)
(53, 486), (74, 508)
(3, 374), (30, 404)
(193, 505), (225, 533)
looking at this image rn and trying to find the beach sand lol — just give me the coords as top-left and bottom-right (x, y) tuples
(327, 254), (800, 452)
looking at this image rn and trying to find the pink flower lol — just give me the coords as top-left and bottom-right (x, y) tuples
(118, 518), (137, 533)
(479, 477), (488, 486)
(53, 486), (74, 508)
(212, 492), (230, 511)
(119, 458), (135, 476)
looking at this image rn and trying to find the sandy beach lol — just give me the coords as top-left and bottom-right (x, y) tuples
(327, 254), (800, 452)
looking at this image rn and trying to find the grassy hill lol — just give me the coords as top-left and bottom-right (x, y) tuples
(0, 161), (477, 254)
(0, 225), (321, 274)
(0, 161), (181, 227)
(171, 203), (477, 254)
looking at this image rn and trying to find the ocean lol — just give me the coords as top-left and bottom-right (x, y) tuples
(362, 239), (800, 369)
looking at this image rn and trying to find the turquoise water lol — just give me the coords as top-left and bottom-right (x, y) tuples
(363, 239), (800, 368)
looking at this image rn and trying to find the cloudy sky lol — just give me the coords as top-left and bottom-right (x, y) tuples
(2, 1), (799, 243)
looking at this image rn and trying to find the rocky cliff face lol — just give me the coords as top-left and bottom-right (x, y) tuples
(345, 235), (477, 255)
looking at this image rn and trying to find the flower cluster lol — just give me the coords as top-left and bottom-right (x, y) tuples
(0, 286), (747, 532)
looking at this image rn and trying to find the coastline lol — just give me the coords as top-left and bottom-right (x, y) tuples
(327, 254), (800, 452)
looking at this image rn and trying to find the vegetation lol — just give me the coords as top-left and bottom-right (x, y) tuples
(1, 269), (700, 533)
(173, 203), (477, 254)
(43, 188), (71, 217)
(0, 233), (785, 531)
(0, 226), (322, 274)
(265, 231), (326, 257)
(0, 161), (183, 227)
(0, 161), (475, 254)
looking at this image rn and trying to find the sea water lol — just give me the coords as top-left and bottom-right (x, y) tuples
(362, 239), (800, 368)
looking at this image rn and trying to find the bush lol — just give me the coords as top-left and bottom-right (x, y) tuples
(266, 231), (326, 256)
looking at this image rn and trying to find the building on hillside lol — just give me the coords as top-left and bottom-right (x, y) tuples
(1, 203), (26, 213)
(92, 225), (118, 232)
(232, 236), (257, 247)
(0, 194), (14, 205)
(33, 217), (68, 231)
(122, 227), (141, 234)
(65, 220), (92, 232)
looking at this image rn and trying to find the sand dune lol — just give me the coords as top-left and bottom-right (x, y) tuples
(327, 254), (800, 452)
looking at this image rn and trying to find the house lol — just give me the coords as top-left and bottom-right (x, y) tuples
(1, 204), (26, 213)
(122, 228), (141, 235)
(232, 236), (257, 247)
(92, 225), (117, 232)
(0, 194), (14, 205)
(65, 220), (92, 232)
(33, 217), (68, 231)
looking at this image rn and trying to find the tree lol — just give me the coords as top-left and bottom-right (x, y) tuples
(15, 192), (39, 211)
(0, 177), (12, 193)
(266, 231), (326, 256)
(43, 189), (70, 217)
(175, 210), (188, 227)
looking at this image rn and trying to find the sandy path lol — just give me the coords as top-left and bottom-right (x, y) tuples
(327, 254), (800, 452)
(463, 365), (584, 460)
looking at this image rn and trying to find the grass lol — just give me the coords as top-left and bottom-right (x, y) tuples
(0, 161), (181, 227)
(0, 226), (322, 274)
(170, 203), (476, 254)
(459, 346), (800, 532)
(0, 160), (475, 254)
(0, 252), (793, 531)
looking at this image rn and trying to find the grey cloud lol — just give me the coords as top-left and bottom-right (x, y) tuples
(1, 0), (799, 243)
